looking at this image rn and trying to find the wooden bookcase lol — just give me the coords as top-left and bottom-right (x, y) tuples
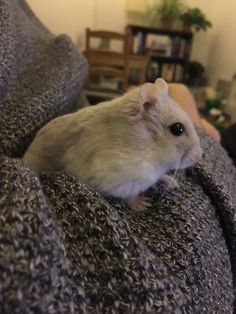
(126, 24), (193, 83)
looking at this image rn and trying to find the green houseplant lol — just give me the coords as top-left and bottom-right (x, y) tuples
(151, 0), (184, 29)
(180, 8), (212, 31)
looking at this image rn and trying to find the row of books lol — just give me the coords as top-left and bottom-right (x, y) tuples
(133, 33), (191, 59)
(170, 37), (191, 59)
(148, 62), (184, 82)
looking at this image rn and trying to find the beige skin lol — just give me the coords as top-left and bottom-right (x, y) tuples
(23, 79), (202, 211)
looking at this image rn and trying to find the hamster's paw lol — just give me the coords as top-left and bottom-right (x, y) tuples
(159, 175), (179, 189)
(127, 196), (152, 211)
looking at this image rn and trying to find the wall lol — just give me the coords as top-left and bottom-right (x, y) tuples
(27, 0), (126, 48)
(27, 0), (234, 86)
(187, 1), (220, 67)
(187, 0), (236, 86)
(206, 0), (236, 85)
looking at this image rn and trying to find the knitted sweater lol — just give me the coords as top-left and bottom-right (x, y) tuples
(0, 1), (236, 313)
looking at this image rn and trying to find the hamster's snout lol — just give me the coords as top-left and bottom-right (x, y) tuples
(192, 146), (203, 163)
(180, 145), (203, 169)
(188, 145), (203, 165)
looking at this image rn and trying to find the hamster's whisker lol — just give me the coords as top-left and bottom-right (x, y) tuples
(158, 157), (181, 201)
(171, 158), (180, 181)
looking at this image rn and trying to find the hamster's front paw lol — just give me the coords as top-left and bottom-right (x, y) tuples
(127, 196), (152, 211)
(159, 175), (179, 189)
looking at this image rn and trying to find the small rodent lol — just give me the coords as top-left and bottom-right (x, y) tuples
(23, 78), (202, 211)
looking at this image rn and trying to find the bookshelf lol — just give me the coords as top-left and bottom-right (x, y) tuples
(126, 24), (193, 82)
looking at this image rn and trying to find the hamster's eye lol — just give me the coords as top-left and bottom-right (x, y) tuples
(170, 122), (185, 136)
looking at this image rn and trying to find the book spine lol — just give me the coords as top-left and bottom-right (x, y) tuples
(184, 40), (191, 59)
(179, 39), (186, 58)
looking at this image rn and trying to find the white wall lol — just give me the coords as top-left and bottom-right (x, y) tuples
(187, 0), (236, 86)
(27, 0), (126, 48)
(187, 0), (220, 66)
(27, 0), (235, 86)
(206, 0), (236, 85)
(27, 0), (95, 47)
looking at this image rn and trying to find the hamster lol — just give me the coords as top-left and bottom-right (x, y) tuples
(23, 78), (202, 211)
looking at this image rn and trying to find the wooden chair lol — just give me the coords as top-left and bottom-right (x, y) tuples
(84, 28), (151, 92)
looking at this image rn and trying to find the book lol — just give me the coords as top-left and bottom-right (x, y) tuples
(133, 34), (140, 54)
(178, 39), (186, 58)
(184, 41), (191, 58)
(171, 37), (181, 57)
(137, 32), (145, 54)
(147, 62), (160, 81)
(133, 32), (145, 54)
(175, 64), (184, 82)
(162, 64), (174, 82)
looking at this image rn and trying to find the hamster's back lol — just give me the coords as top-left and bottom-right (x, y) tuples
(23, 104), (98, 169)
(23, 88), (141, 173)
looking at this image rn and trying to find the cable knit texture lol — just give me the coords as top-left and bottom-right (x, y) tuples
(0, 1), (235, 313)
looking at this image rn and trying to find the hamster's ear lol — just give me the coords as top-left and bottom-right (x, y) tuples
(139, 82), (159, 113)
(155, 78), (168, 94)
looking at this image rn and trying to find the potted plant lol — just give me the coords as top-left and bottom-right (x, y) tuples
(180, 8), (212, 32)
(151, 0), (184, 29)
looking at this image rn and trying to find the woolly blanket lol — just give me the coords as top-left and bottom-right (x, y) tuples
(0, 1), (235, 313)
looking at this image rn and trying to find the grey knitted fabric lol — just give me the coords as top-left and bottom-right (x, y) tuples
(0, 1), (236, 313)
(0, 0), (87, 158)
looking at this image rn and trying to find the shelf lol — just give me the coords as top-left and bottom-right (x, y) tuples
(84, 88), (121, 105)
(150, 55), (188, 64)
(126, 24), (193, 39)
(126, 24), (193, 82)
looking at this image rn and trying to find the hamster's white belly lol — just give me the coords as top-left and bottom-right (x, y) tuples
(100, 168), (164, 199)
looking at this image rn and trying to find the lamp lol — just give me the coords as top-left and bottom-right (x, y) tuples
(126, 0), (148, 13)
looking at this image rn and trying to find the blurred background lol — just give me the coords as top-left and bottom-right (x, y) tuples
(27, 0), (236, 125)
